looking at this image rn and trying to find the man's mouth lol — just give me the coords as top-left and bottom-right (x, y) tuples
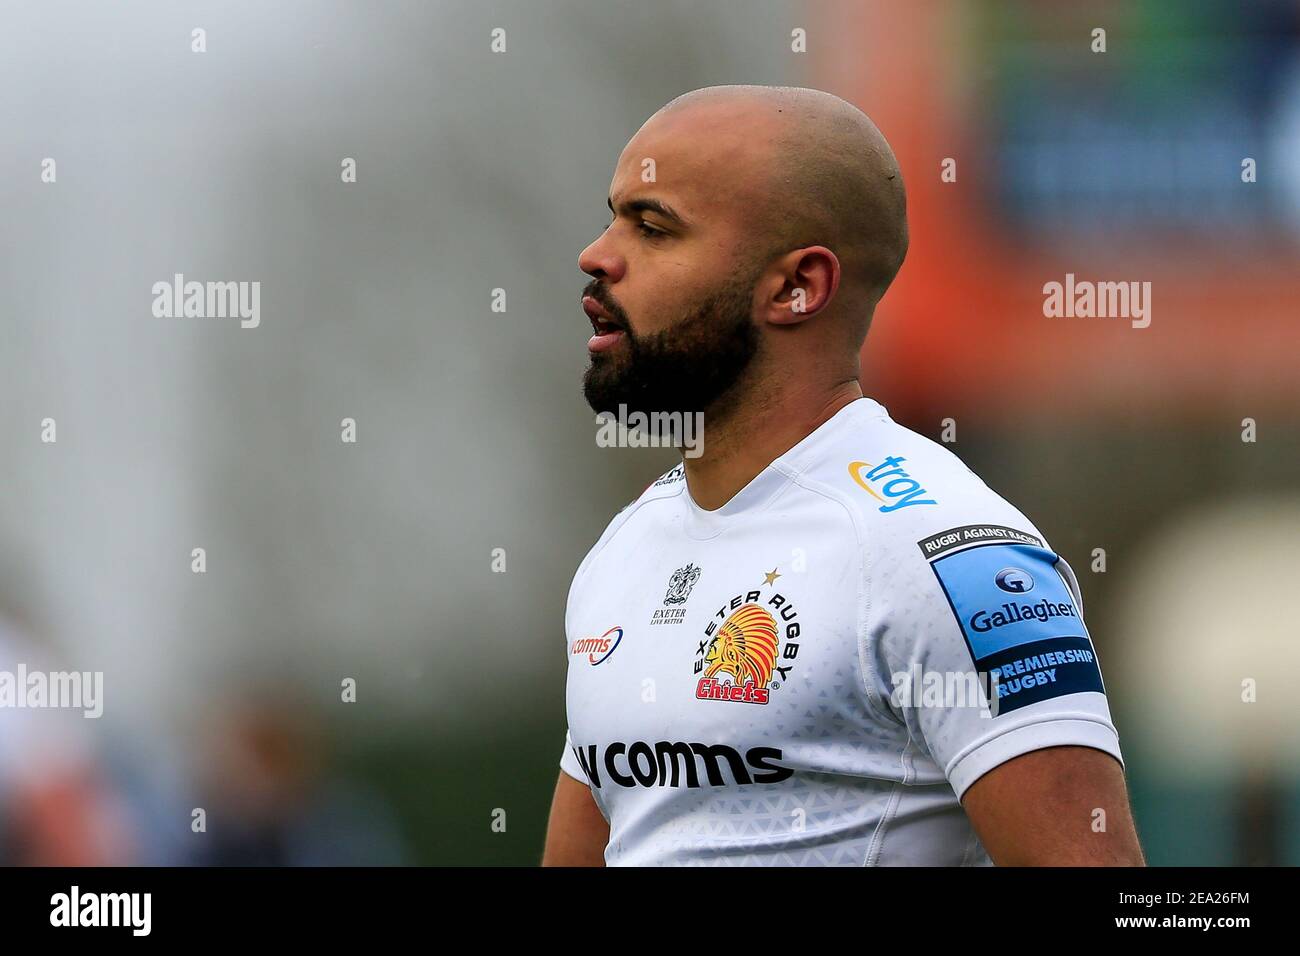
(583, 295), (627, 353)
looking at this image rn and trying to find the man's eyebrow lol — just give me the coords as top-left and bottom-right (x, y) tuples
(607, 195), (689, 228)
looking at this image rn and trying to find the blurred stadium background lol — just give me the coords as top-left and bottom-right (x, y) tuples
(1, 0), (1297, 865)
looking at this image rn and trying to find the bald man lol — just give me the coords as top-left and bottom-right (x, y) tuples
(544, 86), (1144, 867)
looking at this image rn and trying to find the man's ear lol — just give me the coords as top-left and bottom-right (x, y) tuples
(761, 246), (840, 326)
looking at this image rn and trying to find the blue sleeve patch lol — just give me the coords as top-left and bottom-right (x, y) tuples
(926, 539), (1105, 714)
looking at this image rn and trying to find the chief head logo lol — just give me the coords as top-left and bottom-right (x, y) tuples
(703, 604), (779, 687)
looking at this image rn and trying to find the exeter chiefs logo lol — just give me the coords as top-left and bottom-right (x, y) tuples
(705, 604), (778, 684)
(664, 563), (701, 605)
(694, 584), (801, 705)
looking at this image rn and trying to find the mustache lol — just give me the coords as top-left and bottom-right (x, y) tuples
(582, 282), (631, 328)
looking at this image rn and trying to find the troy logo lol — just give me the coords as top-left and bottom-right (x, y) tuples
(663, 563), (702, 606)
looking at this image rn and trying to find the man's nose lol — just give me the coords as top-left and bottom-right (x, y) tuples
(578, 231), (625, 282)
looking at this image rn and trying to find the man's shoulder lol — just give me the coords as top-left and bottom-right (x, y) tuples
(614, 460), (688, 520)
(787, 404), (1043, 558)
(574, 461), (686, 572)
(639, 460), (688, 497)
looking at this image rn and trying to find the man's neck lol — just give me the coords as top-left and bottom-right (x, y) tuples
(682, 377), (864, 511)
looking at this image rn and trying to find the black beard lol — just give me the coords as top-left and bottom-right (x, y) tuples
(582, 274), (761, 426)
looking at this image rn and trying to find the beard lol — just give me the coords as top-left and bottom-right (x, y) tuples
(581, 270), (762, 428)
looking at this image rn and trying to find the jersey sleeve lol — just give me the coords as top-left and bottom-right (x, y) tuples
(559, 729), (589, 783)
(864, 519), (1124, 801)
(557, 488), (657, 790)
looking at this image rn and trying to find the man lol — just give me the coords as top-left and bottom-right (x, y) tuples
(543, 85), (1144, 866)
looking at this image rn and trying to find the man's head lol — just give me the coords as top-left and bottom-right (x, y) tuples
(579, 84), (908, 420)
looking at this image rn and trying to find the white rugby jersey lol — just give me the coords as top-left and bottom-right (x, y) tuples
(560, 396), (1122, 866)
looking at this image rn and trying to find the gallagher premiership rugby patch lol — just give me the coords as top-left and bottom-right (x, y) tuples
(918, 526), (1105, 715)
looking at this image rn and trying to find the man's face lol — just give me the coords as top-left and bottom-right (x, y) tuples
(579, 268), (762, 420)
(577, 107), (772, 419)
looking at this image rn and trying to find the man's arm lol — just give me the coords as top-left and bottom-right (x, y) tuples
(541, 771), (608, 866)
(961, 745), (1145, 866)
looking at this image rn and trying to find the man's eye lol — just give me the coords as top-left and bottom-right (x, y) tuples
(600, 219), (665, 239)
